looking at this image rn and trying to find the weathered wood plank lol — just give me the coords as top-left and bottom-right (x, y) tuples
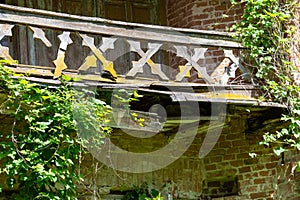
(0, 4), (242, 48)
(7, 74), (284, 108)
(6, 66), (54, 76)
(0, 4), (232, 36)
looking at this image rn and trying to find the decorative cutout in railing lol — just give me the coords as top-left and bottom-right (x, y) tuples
(0, 4), (248, 85)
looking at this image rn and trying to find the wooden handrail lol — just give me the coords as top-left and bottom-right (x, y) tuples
(0, 3), (242, 48)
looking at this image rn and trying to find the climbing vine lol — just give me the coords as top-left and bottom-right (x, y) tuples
(231, 0), (300, 157)
(0, 61), (112, 199)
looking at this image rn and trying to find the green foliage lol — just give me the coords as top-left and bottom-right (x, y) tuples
(145, 193), (164, 200)
(0, 64), (111, 199)
(122, 183), (159, 200)
(231, 0), (300, 157)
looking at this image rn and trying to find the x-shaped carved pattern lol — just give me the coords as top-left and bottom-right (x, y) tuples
(0, 24), (14, 61)
(79, 34), (117, 78)
(126, 40), (169, 80)
(29, 26), (52, 47)
(53, 32), (118, 78)
(174, 45), (214, 84)
(2, 24), (244, 83)
(219, 49), (249, 84)
(53, 31), (73, 77)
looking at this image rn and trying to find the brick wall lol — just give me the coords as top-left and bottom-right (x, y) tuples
(0, 104), (298, 199)
(166, 0), (244, 31)
(75, 104), (299, 199)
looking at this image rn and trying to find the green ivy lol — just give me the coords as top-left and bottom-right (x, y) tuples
(231, 0), (300, 161)
(0, 62), (112, 199)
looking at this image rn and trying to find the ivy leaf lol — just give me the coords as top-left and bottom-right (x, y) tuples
(19, 79), (28, 85)
(274, 147), (285, 156)
(133, 90), (143, 98)
(62, 75), (72, 82)
(297, 162), (300, 172)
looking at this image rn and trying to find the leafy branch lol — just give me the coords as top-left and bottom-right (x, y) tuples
(0, 63), (112, 199)
(231, 0), (300, 159)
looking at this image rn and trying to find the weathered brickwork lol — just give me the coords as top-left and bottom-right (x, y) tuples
(167, 0), (244, 31)
(75, 105), (299, 199)
(0, 105), (298, 199)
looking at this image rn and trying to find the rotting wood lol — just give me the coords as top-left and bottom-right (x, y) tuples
(4, 71), (283, 108)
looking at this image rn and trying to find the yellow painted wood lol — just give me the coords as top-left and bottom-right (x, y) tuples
(78, 55), (98, 71)
(53, 53), (68, 77)
(178, 65), (191, 78)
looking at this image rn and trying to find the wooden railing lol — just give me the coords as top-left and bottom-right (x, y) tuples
(0, 3), (252, 87)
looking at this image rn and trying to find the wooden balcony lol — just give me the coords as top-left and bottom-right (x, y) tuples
(0, 3), (274, 106)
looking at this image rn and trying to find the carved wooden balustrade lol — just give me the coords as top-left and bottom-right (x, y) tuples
(0, 3), (252, 87)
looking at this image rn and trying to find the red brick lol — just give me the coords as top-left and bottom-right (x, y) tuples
(202, 19), (216, 25)
(237, 153), (250, 159)
(186, 3), (194, 11)
(205, 164), (217, 171)
(244, 173), (254, 179)
(238, 179), (252, 186)
(210, 156), (223, 163)
(195, 2), (208, 7)
(250, 192), (268, 199)
(210, 148), (226, 155)
(271, 156), (280, 162)
(245, 185), (258, 193)
(227, 148), (238, 154)
(230, 160), (243, 167)
(205, 58), (218, 64)
(270, 169), (276, 175)
(239, 146), (252, 152)
(218, 141), (232, 148)
(224, 154), (235, 160)
(226, 168), (238, 174)
(244, 158), (258, 165)
(215, 5), (227, 11)
(239, 166), (251, 173)
(218, 135), (226, 142)
(212, 50), (225, 57)
(193, 14), (209, 19)
(252, 172), (259, 177)
(221, 16), (235, 23)
(232, 140), (248, 146)
(254, 178), (266, 184)
(259, 171), (269, 176)
(266, 162), (277, 169)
